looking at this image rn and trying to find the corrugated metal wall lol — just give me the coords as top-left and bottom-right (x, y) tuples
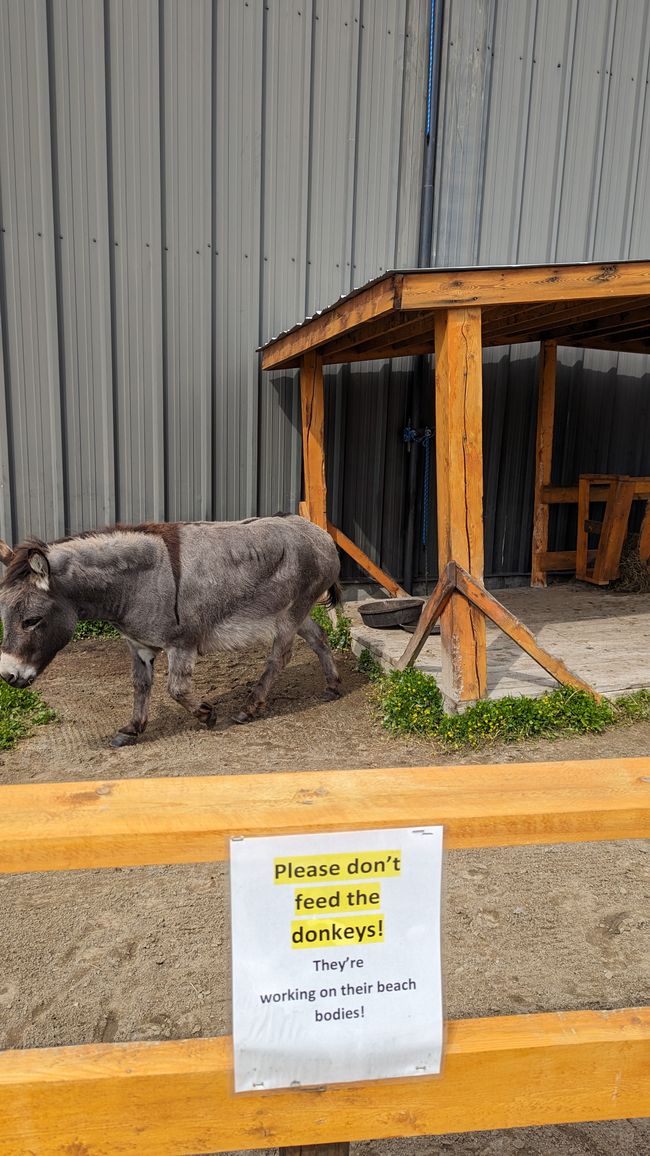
(1, 0), (649, 583)
(0, 0), (428, 561)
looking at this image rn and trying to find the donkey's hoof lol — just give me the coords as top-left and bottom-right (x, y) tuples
(111, 730), (138, 748)
(323, 686), (342, 702)
(197, 701), (218, 729)
(233, 706), (261, 724)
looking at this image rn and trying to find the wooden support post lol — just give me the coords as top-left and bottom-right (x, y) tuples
(575, 475), (592, 581)
(577, 476), (635, 585)
(300, 353), (327, 528)
(531, 341), (557, 587)
(592, 477), (635, 584)
(638, 501), (650, 565)
(434, 308), (487, 704)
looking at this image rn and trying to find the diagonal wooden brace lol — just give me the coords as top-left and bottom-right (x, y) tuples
(397, 561), (599, 700)
(454, 566), (600, 699)
(395, 563), (457, 670)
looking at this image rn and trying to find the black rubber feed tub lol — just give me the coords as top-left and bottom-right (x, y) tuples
(358, 597), (440, 635)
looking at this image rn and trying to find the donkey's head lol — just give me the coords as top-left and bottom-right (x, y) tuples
(0, 539), (77, 688)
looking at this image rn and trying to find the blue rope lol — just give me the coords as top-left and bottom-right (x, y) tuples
(426, 0), (436, 140)
(403, 424), (434, 549)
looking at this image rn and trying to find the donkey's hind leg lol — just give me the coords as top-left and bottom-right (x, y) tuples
(234, 631), (295, 723)
(111, 641), (158, 747)
(297, 615), (341, 699)
(166, 646), (218, 729)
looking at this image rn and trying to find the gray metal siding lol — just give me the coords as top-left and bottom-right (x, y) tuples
(424, 0), (650, 582)
(49, 0), (115, 533)
(1, 0), (649, 585)
(107, 0), (165, 524)
(0, 0), (64, 543)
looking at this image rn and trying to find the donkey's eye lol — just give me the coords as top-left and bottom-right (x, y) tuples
(22, 616), (43, 630)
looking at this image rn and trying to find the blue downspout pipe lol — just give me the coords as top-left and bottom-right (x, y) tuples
(402, 0), (444, 594)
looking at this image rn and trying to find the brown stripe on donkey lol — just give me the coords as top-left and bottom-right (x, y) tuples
(0, 515), (342, 747)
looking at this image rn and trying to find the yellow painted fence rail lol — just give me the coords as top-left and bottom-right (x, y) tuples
(0, 757), (649, 874)
(0, 758), (648, 1155)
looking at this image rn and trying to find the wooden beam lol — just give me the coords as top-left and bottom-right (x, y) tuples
(400, 262), (650, 310)
(326, 521), (408, 597)
(300, 354), (327, 529)
(482, 296), (643, 346)
(531, 342), (557, 587)
(563, 302), (650, 342)
(321, 310), (431, 361)
(435, 307), (487, 702)
(324, 340), (433, 364)
(261, 265), (650, 371)
(1, 758), (649, 874)
(395, 562), (456, 670)
(561, 337), (650, 355)
(454, 565), (599, 698)
(1, 1009), (648, 1154)
(542, 485), (609, 504)
(539, 549), (596, 572)
(261, 276), (401, 369)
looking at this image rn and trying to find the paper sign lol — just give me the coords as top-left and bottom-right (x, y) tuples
(230, 826), (443, 1091)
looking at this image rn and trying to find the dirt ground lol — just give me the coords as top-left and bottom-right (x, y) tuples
(1, 636), (649, 1156)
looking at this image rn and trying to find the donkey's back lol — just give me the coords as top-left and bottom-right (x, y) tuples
(176, 514), (340, 650)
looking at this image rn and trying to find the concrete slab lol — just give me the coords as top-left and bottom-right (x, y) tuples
(348, 585), (650, 701)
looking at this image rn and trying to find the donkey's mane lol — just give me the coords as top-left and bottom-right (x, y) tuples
(2, 525), (183, 622)
(2, 539), (49, 588)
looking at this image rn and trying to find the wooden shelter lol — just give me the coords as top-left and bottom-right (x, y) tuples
(261, 260), (650, 709)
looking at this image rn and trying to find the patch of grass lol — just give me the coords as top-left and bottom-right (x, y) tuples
(73, 620), (120, 640)
(611, 688), (650, 723)
(356, 648), (383, 682)
(357, 657), (650, 749)
(437, 686), (615, 749)
(378, 666), (444, 735)
(0, 679), (57, 751)
(310, 603), (352, 651)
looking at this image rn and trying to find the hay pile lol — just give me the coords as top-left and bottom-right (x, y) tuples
(611, 532), (650, 592)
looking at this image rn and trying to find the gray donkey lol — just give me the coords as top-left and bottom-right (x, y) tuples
(0, 515), (342, 746)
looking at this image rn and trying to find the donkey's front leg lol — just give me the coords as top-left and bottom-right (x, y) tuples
(111, 642), (158, 748)
(166, 646), (218, 729)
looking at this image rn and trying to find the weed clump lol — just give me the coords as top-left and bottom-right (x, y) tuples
(355, 650), (645, 750)
(0, 681), (57, 751)
(310, 604), (352, 651)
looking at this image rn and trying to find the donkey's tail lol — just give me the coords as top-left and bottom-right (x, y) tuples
(324, 581), (342, 610)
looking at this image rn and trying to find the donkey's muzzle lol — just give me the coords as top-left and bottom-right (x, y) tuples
(1, 670), (32, 689)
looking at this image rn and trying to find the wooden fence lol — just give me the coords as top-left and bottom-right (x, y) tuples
(0, 757), (649, 1154)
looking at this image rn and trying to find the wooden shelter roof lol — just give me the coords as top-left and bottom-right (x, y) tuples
(260, 259), (650, 370)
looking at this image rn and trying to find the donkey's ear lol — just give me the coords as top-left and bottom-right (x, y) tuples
(28, 548), (50, 589)
(0, 539), (14, 566)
